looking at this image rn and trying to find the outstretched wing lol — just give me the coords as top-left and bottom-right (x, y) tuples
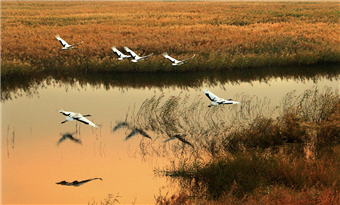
(163, 52), (179, 64)
(220, 100), (240, 105)
(112, 46), (124, 57)
(124, 46), (139, 59)
(69, 41), (83, 47)
(75, 116), (98, 128)
(140, 53), (153, 59)
(58, 110), (74, 116)
(203, 90), (221, 102)
(55, 34), (70, 48)
(181, 54), (195, 63)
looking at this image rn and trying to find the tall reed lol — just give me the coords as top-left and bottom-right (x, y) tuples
(2, 1), (340, 77)
(122, 87), (340, 201)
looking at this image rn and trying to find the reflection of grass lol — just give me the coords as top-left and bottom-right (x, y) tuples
(127, 87), (340, 203)
(2, 1), (340, 77)
(2, 64), (340, 102)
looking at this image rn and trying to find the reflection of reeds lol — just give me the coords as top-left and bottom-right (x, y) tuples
(2, 64), (339, 102)
(127, 91), (279, 157)
(6, 125), (15, 158)
(88, 193), (120, 205)
(125, 87), (340, 201)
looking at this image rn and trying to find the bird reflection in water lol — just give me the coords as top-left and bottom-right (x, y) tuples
(112, 122), (152, 140)
(164, 134), (194, 148)
(56, 178), (102, 187)
(57, 132), (82, 145)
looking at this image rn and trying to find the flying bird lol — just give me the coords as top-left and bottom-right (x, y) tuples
(58, 110), (98, 128)
(55, 34), (83, 50)
(112, 121), (151, 140)
(124, 46), (153, 62)
(163, 52), (195, 66)
(164, 134), (194, 148)
(203, 90), (240, 107)
(56, 178), (102, 187)
(57, 132), (82, 145)
(112, 46), (131, 60)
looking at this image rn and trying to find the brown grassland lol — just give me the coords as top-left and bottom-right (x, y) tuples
(89, 87), (340, 204)
(141, 88), (340, 204)
(1, 1), (340, 77)
(2, 2), (340, 204)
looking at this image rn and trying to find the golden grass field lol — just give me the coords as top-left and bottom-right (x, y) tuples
(1, 1), (340, 76)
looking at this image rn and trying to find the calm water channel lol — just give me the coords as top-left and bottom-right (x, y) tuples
(1, 65), (339, 205)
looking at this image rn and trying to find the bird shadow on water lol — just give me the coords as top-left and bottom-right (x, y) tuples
(113, 87), (339, 167)
(56, 177), (102, 187)
(57, 132), (82, 146)
(119, 87), (340, 201)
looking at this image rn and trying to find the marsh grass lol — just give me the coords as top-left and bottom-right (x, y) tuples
(2, 1), (340, 77)
(88, 193), (120, 205)
(123, 87), (340, 202)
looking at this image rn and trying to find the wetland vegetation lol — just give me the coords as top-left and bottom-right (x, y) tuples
(2, 1), (340, 204)
(2, 63), (339, 102)
(126, 87), (340, 204)
(1, 1), (340, 78)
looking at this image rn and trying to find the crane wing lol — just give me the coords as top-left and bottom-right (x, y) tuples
(58, 110), (74, 116)
(124, 46), (139, 59)
(75, 116), (98, 128)
(140, 53), (153, 59)
(203, 90), (221, 102)
(69, 41), (83, 47)
(163, 52), (179, 64)
(112, 46), (123, 57)
(55, 34), (70, 48)
(181, 54), (195, 63)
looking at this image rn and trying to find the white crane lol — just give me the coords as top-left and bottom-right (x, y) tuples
(124, 46), (153, 62)
(58, 110), (98, 128)
(55, 34), (83, 50)
(163, 52), (195, 66)
(203, 90), (240, 107)
(111, 46), (131, 60)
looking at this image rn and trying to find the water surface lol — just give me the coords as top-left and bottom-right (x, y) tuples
(1, 65), (339, 204)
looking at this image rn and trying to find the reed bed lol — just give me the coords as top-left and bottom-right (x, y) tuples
(2, 1), (340, 77)
(122, 87), (340, 203)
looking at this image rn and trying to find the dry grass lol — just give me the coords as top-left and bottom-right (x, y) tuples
(1, 1), (340, 77)
(156, 186), (340, 205)
(122, 87), (340, 203)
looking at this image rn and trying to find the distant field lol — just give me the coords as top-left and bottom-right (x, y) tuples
(1, 1), (339, 76)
